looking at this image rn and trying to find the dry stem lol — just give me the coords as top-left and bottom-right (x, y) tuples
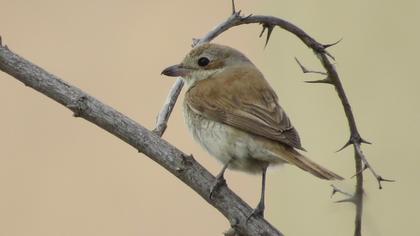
(154, 3), (391, 236)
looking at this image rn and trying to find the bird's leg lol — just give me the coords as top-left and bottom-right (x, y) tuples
(247, 164), (268, 222)
(209, 159), (231, 199)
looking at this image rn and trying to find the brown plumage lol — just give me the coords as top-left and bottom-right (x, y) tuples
(184, 62), (342, 180)
(162, 43), (343, 217)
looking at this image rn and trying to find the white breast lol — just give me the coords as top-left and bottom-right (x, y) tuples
(183, 103), (284, 173)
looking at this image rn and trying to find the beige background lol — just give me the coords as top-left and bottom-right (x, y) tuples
(0, 0), (418, 235)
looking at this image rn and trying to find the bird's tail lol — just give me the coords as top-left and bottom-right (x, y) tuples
(280, 147), (344, 180)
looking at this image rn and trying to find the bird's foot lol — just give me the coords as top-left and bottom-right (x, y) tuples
(246, 201), (265, 223)
(209, 175), (226, 199)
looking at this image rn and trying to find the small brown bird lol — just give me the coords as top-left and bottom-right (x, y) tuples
(162, 43), (343, 218)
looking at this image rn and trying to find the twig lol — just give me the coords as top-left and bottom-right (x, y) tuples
(153, 78), (184, 137)
(355, 144), (394, 189)
(155, 3), (391, 236)
(0, 43), (283, 236)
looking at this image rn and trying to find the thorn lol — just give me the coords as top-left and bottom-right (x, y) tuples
(314, 44), (336, 61)
(259, 24), (266, 38)
(0, 36), (7, 50)
(330, 185), (339, 198)
(264, 25), (274, 48)
(323, 38), (343, 49)
(242, 13), (253, 20)
(377, 176), (395, 189)
(295, 58), (328, 76)
(325, 50), (336, 61)
(294, 57), (306, 71)
(361, 138), (372, 145)
(378, 176), (395, 183)
(231, 0), (236, 14)
(350, 165), (368, 178)
(336, 140), (352, 152)
(259, 23), (274, 48)
(330, 184), (352, 198)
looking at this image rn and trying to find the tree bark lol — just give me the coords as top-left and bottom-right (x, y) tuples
(0, 45), (283, 236)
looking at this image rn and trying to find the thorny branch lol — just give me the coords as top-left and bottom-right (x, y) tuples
(0, 40), (282, 236)
(0, 1), (392, 235)
(154, 1), (392, 236)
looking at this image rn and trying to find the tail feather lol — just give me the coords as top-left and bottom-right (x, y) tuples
(281, 147), (344, 180)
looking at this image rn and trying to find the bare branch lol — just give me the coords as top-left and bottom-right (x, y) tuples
(176, 9), (392, 186)
(153, 78), (184, 137)
(1, 2), (387, 235)
(154, 6), (392, 236)
(355, 144), (395, 189)
(0, 44), (283, 236)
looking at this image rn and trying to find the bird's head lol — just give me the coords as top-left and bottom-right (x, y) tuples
(161, 43), (252, 87)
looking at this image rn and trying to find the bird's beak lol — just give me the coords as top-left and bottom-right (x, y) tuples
(161, 64), (191, 77)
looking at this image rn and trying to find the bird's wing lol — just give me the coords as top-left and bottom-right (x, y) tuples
(185, 65), (304, 150)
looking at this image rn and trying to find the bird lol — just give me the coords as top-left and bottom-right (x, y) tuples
(161, 43), (343, 219)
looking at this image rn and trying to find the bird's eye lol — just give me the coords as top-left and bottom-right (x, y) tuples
(197, 57), (210, 67)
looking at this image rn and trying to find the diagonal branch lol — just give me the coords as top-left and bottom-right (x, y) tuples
(153, 78), (184, 137)
(0, 43), (282, 236)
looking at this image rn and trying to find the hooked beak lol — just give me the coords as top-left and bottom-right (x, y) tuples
(161, 64), (191, 77)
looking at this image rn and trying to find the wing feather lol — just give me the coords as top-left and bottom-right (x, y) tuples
(185, 65), (304, 150)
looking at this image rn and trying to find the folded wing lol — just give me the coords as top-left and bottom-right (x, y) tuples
(185, 65), (304, 150)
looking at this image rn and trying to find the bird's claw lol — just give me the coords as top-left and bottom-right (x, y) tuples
(209, 176), (226, 199)
(246, 202), (265, 223)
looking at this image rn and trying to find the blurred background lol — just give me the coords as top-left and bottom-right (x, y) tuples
(0, 0), (418, 235)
